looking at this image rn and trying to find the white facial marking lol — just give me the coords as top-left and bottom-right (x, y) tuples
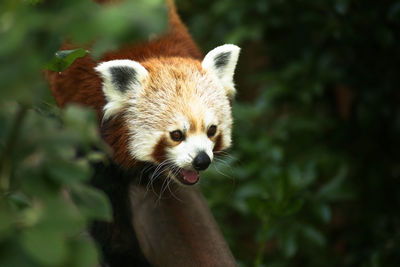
(129, 129), (164, 162)
(95, 59), (148, 120)
(204, 110), (218, 129)
(202, 44), (240, 99)
(167, 134), (214, 169)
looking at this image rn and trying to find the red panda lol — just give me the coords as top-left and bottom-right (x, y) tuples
(46, 0), (240, 186)
(46, 1), (240, 265)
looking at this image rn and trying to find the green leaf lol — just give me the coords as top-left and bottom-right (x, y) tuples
(21, 228), (68, 266)
(279, 230), (297, 258)
(46, 160), (91, 185)
(282, 198), (304, 216)
(66, 238), (99, 267)
(317, 166), (352, 201)
(7, 192), (31, 210)
(0, 242), (33, 267)
(70, 184), (111, 221)
(0, 202), (14, 238)
(44, 48), (88, 72)
(313, 203), (331, 223)
(301, 226), (326, 247)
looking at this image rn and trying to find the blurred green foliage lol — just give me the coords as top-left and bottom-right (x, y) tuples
(1, 0), (400, 266)
(178, 0), (400, 266)
(0, 0), (165, 266)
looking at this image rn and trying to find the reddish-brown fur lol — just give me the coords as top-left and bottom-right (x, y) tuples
(213, 134), (223, 155)
(152, 136), (169, 164)
(46, 0), (202, 168)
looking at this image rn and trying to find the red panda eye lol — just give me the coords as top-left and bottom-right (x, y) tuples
(170, 130), (184, 142)
(207, 125), (217, 137)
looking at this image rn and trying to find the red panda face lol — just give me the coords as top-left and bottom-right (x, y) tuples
(95, 44), (240, 185)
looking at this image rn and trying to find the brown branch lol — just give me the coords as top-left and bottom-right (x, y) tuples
(129, 183), (237, 266)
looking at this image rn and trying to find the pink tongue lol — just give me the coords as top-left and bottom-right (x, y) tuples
(181, 170), (199, 183)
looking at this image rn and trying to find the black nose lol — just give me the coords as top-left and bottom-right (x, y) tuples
(192, 151), (211, 171)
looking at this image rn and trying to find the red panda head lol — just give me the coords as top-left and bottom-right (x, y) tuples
(95, 44), (240, 185)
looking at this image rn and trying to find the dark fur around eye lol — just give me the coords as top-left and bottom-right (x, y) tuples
(170, 130), (184, 142)
(207, 125), (217, 137)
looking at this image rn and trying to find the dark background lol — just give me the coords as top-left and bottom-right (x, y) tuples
(178, 1), (400, 265)
(1, 0), (399, 266)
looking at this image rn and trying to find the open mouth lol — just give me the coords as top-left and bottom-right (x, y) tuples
(170, 168), (200, 186)
(153, 163), (201, 186)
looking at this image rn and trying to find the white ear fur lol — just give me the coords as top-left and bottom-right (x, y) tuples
(202, 44), (240, 99)
(95, 59), (148, 120)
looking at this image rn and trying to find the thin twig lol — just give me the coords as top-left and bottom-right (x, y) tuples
(0, 104), (28, 192)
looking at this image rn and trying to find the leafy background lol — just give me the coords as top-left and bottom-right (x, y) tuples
(178, 0), (400, 266)
(1, 0), (400, 266)
(0, 0), (166, 266)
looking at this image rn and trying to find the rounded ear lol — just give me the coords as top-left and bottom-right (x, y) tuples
(95, 60), (148, 120)
(202, 44), (240, 99)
